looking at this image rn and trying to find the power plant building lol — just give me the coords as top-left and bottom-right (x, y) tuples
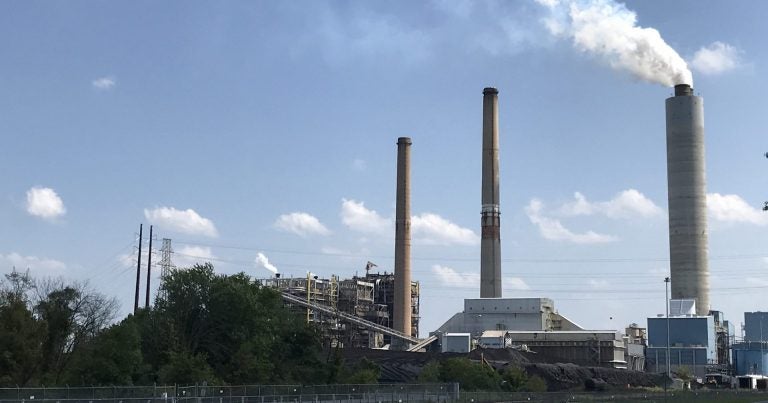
(646, 315), (717, 378)
(262, 272), (419, 349)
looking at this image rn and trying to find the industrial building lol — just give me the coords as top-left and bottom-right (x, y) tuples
(646, 311), (717, 378)
(424, 87), (629, 368)
(645, 300), (732, 378)
(479, 330), (626, 367)
(433, 297), (627, 368)
(254, 82), (734, 377)
(732, 312), (768, 376)
(624, 324), (647, 371)
(261, 271), (419, 349)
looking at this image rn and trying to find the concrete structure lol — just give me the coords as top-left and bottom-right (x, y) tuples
(665, 83), (710, 315)
(624, 324), (647, 371)
(435, 298), (583, 337)
(480, 87), (502, 298)
(442, 333), (472, 353)
(394, 137), (412, 340)
(479, 330), (627, 368)
(646, 315), (717, 378)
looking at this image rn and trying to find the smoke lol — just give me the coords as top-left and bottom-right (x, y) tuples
(538, 0), (692, 87)
(255, 252), (278, 274)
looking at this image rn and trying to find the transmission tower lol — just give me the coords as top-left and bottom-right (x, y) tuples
(158, 238), (174, 299)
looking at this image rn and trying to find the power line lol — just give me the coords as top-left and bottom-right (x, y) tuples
(173, 239), (767, 264)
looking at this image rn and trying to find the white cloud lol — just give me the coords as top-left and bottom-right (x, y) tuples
(431, 265), (529, 290)
(274, 212), (330, 237)
(144, 206), (219, 237)
(92, 76), (116, 90)
(526, 199), (617, 244)
(174, 245), (215, 268)
(558, 189), (662, 219)
(503, 277), (530, 290)
(0, 252), (66, 274)
(691, 42), (742, 75)
(340, 199), (392, 235)
(255, 252), (278, 275)
(352, 158), (367, 171)
(707, 193), (768, 226)
(412, 213), (479, 245)
(432, 264), (479, 287)
(26, 187), (66, 220)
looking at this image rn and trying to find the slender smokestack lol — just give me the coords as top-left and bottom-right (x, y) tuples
(481, 87), (502, 298)
(666, 83), (710, 316)
(394, 137), (412, 339)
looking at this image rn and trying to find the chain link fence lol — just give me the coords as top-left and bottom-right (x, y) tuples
(0, 384), (458, 403)
(2, 385), (768, 403)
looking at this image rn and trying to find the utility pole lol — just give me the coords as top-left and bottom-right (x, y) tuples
(665, 276), (671, 401)
(134, 224), (143, 315)
(145, 225), (153, 308)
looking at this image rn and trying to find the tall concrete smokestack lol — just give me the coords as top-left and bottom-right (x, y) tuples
(394, 137), (412, 339)
(481, 87), (502, 298)
(666, 83), (710, 316)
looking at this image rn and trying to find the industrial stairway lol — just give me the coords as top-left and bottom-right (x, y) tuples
(405, 334), (437, 352)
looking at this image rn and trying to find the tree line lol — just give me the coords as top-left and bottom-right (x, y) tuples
(1, 264), (543, 391)
(0, 264), (330, 386)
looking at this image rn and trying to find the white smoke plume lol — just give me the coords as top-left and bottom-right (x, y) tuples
(255, 252), (278, 275)
(537, 0), (692, 87)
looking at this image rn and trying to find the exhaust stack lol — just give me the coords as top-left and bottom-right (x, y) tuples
(394, 137), (412, 338)
(481, 87), (502, 298)
(665, 83), (710, 315)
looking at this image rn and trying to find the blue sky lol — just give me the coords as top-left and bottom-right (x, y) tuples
(2, 0), (767, 336)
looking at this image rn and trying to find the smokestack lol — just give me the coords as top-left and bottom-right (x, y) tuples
(481, 87), (502, 298)
(665, 83), (710, 316)
(394, 137), (412, 339)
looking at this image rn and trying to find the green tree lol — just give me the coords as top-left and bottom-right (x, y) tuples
(0, 269), (43, 386)
(146, 264), (327, 384)
(342, 358), (380, 384)
(418, 361), (441, 383)
(424, 358), (503, 391)
(523, 375), (547, 392)
(501, 366), (528, 391)
(35, 281), (118, 384)
(0, 298), (44, 386)
(158, 351), (219, 385)
(63, 316), (143, 385)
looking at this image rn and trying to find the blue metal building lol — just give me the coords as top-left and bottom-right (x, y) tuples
(732, 312), (768, 376)
(646, 315), (717, 378)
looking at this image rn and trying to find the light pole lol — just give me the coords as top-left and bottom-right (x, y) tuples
(764, 152), (767, 211)
(665, 276), (671, 395)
